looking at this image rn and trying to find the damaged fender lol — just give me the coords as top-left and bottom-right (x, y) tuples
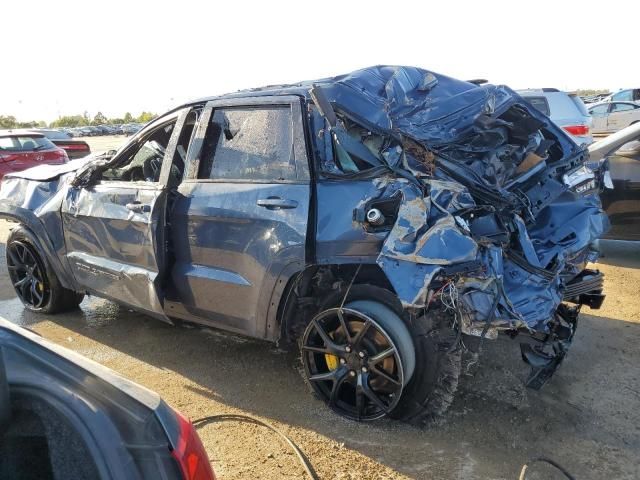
(309, 66), (609, 386)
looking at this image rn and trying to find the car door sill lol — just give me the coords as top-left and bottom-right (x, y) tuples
(163, 300), (258, 338)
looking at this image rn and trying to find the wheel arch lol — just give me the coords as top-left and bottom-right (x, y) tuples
(0, 206), (76, 291)
(272, 262), (403, 344)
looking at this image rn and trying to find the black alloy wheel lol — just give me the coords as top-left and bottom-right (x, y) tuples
(301, 307), (407, 421)
(7, 241), (50, 309)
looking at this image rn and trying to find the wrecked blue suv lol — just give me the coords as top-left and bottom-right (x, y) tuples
(0, 66), (608, 423)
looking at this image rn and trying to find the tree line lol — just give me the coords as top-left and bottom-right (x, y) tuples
(1, 111), (157, 130)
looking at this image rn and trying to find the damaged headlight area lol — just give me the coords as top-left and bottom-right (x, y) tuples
(310, 67), (609, 390)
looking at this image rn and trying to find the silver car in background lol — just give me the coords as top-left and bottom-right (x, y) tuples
(588, 101), (640, 135)
(517, 88), (593, 145)
(606, 88), (640, 103)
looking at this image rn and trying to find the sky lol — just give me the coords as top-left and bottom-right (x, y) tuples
(2, 0), (638, 123)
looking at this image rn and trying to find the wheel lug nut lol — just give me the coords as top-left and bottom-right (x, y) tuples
(339, 358), (346, 365)
(345, 346), (352, 353)
(349, 370), (356, 377)
(358, 351), (365, 358)
(361, 367), (368, 373)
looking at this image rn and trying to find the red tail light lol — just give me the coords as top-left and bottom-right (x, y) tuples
(171, 411), (216, 480)
(562, 125), (590, 136)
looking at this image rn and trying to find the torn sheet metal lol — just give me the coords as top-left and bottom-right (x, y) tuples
(311, 66), (609, 333)
(377, 181), (478, 306)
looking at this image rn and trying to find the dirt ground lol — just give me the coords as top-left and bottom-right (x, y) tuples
(79, 134), (129, 153)
(0, 141), (639, 478)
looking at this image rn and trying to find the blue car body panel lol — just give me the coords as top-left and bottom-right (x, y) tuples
(0, 65), (609, 338)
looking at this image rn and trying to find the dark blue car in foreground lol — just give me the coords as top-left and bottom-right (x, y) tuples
(0, 66), (614, 422)
(0, 317), (216, 480)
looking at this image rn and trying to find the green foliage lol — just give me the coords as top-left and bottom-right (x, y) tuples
(92, 112), (108, 126)
(50, 115), (90, 128)
(0, 115), (47, 129)
(46, 111), (158, 128)
(1, 110), (157, 129)
(136, 111), (156, 124)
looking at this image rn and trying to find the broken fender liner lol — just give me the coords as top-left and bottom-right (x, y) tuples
(520, 304), (580, 389)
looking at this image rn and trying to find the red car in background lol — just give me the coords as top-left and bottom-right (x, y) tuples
(0, 132), (68, 179)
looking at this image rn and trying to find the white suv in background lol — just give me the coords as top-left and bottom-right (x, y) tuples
(517, 88), (593, 146)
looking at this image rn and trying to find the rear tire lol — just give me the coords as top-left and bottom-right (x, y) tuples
(300, 286), (461, 423)
(390, 309), (462, 424)
(6, 226), (84, 314)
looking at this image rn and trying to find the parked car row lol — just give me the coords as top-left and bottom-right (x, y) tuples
(64, 123), (143, 137)
(518, 86), (640, 143)
(582, 88), (640, 105)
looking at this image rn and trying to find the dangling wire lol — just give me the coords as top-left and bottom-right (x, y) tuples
(339, 264), (362, 310)
(440, 281), (459, 311)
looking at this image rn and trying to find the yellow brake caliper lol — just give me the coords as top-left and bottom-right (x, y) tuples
(325, 332), (340, 371)
(325, 353), (339, 371)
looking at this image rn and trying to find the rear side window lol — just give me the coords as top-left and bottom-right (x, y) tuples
(589, 104), (608, 115)
(523, 96), (550, 116)
(198, 106), (296, 181)
(544, 92), (588, 120)
(0, 136), (55, 151)
(611, 90), (633, 102)
(611, 102), (637, 112)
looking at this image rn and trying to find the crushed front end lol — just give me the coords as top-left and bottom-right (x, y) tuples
(308, 66), (609, 389)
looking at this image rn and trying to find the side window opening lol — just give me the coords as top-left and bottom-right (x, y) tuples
(102, 121), (176, 182)
(197, 106), (296, 181)
(523, 96), (551, 117)
(313, 106), (430, 177)
(314, 101), (564, 189)
(611, 103), (635, 113)
(589, 104), (608, 115)
(169, 109), (201, 185)
(611, 90), (633, 102)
